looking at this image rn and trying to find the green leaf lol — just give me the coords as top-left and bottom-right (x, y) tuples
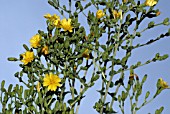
(126, 14), (131, 22)
(145, 91), (150, 99)
(101, 45), (106, 51)
(84, 2), (92, 9)
(14, 72), (19, 77)
(91, 74), (100, 82)
(159, 54), (169, 61)
(1, 80), (5, 90)
(118, 95), (121, 103)
(64, 40), (70, 48)
(121, 91), (128, 101)
(141, 75), (147, 84)
(148, 21), (155, 29)
(24, 90), (29, 99)
(163, 18), (169, 26)
(8, 84), (13, 93)
(155, 106), (164, 114)
(20, 86), (23, 94)
(77, 59), (83, 65)
(137, 61), (141, 66)
(75, 1), (83, 11)
(23, 44), (29, 51)
(63, 5), (67, 10)
(102, 52), (108, 61)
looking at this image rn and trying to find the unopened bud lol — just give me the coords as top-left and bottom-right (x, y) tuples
(156, 11), (161, 16)
(8, 57), (18, 61)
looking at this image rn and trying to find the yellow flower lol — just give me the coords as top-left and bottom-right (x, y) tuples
(42, 46), (48, 55)
(82, 49), (90, 59)
(21, 51), (34, 65)
(30, 34), (41, 48)
(159, 78), (169, 89)
(44, 13), (60, 26)
(61, 18), (73, 32)
(112, 10), (122, 20)
(53, 19), (61, 28)
(43, 73), (61, 91)
(36, 82), (41, 92)
(52, 14), (59, 20)
(145, 0), (157, 6)
(51, 14), (60, 26)
(44, 13), (52, 19)
(96, 10), (105, 19)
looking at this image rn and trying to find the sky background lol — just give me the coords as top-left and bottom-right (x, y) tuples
(0, 0), (170, 114)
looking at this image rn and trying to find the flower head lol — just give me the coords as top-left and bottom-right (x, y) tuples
(43, 73), (61, 91)
(145, 0), (157, 6)
(30, 34), (41, 48)
(159, 78), (169, 89)
(42, 46), (48, 55)
(44, 13), (60, 27)
(61, 18), (73, 32)
(82, 49), (90, 59)
(96, 10), (105, 19)
(112, 10), (122, 20)
(21, 51), (34, 65)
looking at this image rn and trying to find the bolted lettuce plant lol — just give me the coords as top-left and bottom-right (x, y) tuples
(1, 0), (170, 114)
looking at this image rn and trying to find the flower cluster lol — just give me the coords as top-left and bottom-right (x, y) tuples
(44, 13), (73, 32)
(20, 13), (69, 91)
(44, 13), (60, 28)
(112, 10), (122, 20)
(96, 9), (123, 20)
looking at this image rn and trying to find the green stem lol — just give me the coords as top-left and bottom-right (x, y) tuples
(137, 91), (159, 111)
(100, 13), (123, 113)
(47, 95), (53, 106)
(140, 23), (163, 33)
(110, 71), (124, 108)
(70, 85), (88, 107)
(75, 85), (83, 114)
(99, 43), (119, 114)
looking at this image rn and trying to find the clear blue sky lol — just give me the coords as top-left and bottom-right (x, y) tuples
(0, 0), (170, 114)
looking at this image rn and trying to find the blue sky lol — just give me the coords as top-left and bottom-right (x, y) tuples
(0, 0), (170, 113)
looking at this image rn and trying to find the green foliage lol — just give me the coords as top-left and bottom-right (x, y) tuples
(0, 0), (169, 114)
(155, 107), (164, 114)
